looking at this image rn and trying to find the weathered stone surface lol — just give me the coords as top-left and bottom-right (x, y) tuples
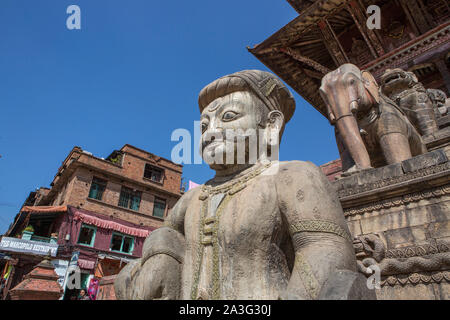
(377, 283), (438, 300)
(333, 174), (358, 193)
(437, 282), (450, 300)
(360, 208), (430, 235)
(318, 270), (376, 300)
(346, 219), (362, 238)
(383, 226), (428, 249)
(355, 163), (403, 186)
(401, 149), (448, 173)
(342, 149), (450, 299)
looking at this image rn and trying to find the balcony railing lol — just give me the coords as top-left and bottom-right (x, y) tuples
(30, 235), (52, 243)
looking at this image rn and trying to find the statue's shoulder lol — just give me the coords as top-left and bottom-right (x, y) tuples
(276, 160), (320, 174)
(274, 160), (328, 188)
(179, 185), (203, 201)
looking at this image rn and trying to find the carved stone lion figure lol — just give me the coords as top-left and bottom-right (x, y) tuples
(380, 68), (438, 137)
(320, 64), (427, 174)
(427, 88), (449, 118)
(114, 70), (374, 300)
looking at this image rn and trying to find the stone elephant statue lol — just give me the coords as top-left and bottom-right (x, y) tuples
(320, 64), (427, 174)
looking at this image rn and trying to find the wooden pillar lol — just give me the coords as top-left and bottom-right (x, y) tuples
(399, 0), (432, 35)
(399, 0), (421, 36)
(347, 0), (385, 57)
(318, 19), (349, 67)
(435, 59), (450, 94)
(417, 0), (436, 28)
(2, 262), (16, 300)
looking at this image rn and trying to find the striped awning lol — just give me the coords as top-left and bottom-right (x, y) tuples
(21, 206), (68, 213)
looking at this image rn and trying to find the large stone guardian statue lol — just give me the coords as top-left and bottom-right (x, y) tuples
(115, 70), (373, 300)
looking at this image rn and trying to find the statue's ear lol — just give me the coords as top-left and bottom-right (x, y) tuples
(361, 70), (380, 104)
(266, 110), (284, 146)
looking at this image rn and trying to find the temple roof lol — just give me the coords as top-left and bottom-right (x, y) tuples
(286, 0), (315, 14)
(248, 0), (351, 117)
(249, 0), (449, 118)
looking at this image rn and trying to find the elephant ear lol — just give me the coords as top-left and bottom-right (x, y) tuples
(361, 70), (380, 104)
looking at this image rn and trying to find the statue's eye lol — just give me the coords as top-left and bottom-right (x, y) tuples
(201, 122), (208, 133)
(222, 111), (238, 121)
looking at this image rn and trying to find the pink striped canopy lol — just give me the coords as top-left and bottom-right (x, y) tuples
(72, 210), (150, 238)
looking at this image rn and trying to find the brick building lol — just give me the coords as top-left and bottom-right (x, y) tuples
(0, 144), (183, 299)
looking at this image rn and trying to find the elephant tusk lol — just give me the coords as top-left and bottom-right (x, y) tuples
(350, 101), (359, 113)
(329, 112), (336, 122)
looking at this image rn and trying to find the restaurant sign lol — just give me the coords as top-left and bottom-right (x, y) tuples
(0, 237), (58, 257)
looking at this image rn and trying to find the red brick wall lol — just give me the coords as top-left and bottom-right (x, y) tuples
(320, 159), (343, 182)
(57, 167), (176, 228)
(119, 151), (182, 195)
(41, 145), (183, 229)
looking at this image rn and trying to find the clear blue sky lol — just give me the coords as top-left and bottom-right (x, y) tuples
(0, 0), (339, 234)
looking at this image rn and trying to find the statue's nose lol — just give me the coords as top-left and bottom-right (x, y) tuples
(207, 116), (222, 131)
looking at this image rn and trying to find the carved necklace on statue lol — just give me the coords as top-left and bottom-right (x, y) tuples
(198, 160), (272, 200)
(191, 160), (272, 300)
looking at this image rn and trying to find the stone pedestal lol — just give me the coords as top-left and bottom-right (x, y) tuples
(9, 258), (63, 300)
(334, 147), (450, 300)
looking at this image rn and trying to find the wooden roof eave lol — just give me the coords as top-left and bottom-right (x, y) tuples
(249, 46), (328, 118)
(248, 0), (348, 119)
(249, 0), (346, 53)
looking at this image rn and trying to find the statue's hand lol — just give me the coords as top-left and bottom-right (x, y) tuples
(114, 253), (182, 300)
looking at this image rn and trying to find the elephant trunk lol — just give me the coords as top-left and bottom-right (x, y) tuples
(335, 114), (371, 170)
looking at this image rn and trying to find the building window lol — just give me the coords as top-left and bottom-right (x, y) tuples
(153, 197), (166, 218)
(88, 177), (107, 200)
(118, 187), (141, 211)
(77, 224), (96, 247)
(110, 232), (134, 254)
(144, 164), (163, 183)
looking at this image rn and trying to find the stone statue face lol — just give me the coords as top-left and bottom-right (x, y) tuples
(200, 90), (280, 170)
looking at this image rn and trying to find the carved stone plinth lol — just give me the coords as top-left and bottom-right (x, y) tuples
(334, 147), (450, 299)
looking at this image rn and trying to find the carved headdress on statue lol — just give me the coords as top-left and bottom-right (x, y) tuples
(198, 70), (296, 124)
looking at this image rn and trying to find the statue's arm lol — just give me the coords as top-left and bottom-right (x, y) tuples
(114, 188), (197, 300)
(276, 161), (356, 300)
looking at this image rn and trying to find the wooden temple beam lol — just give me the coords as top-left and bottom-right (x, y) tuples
(435, 59), (450, 94)
(279, 47), (331, 75)
(292, 39), (323, 47)
(317, 18), (348, 67)
(303, 68), (325, 80)
(399, 0), (431, 35)
(347, 0), (384, 57)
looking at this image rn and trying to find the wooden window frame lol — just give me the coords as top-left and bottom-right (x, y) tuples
(152, 197), (166, 218)
(88, 177), (107, 201)
(118, 187), (141, 211)
(109, 232), (134, 255)
(77, 224), (97, 247)
(143, 164), (164, 183)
